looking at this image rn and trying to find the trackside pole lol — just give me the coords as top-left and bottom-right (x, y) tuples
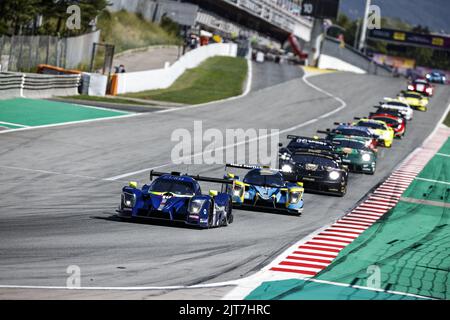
(308, 18), (324, 67)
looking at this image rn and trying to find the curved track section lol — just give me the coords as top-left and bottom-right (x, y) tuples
(0, 69), (449, 293)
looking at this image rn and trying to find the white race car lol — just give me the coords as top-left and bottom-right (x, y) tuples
(378, 98), (414, 121)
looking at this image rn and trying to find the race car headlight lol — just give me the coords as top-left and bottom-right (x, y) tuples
(281, 164), (293, 173)
(122, 192), (136, 208)
(426, 74), (431, 78)
(362, 153), (371, 162)
(288, 191), (302, 204)
(329, 171), (340, 180)
(408, 85), (414, 91)
(188, 199), (206, 215)
(280, 152), (291, 160)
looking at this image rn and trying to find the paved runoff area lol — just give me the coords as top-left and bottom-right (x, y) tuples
(245, 126), (450, 300)
(0, 98), (131, 132)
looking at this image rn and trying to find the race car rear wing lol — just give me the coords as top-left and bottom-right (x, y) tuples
(150, 170), (233, 185)
(286, 134), (341, 146)
(225, 163), (281, 172)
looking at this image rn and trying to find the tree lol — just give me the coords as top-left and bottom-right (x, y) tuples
(0, 0), (41, 35)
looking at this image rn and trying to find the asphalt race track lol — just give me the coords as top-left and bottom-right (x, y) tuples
(1, 65), (449, 295)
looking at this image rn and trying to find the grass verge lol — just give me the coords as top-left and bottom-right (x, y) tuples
(122, 56), (248, 105)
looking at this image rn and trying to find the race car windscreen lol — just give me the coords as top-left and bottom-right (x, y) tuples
(334, 139), (367, 150)
(337, 128), (371, 137)
(287, 139), (332, 151)
(149, 179), (195, 195)
(384, 101), (408, 107)
(243, 170), (284, 187)
(356, 121), (385, 130)
(372, 117), (398, 126)
(292, 153), (339, 169)
(404, 93), (421, 99)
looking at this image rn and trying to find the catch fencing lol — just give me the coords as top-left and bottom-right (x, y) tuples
(0, 72), (81, 100)
(0, 30), (100, 72)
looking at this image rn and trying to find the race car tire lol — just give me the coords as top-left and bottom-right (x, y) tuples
(370, 163), (376, 175)
(221, 201), (232, 227)
(291, 210), (302, 217)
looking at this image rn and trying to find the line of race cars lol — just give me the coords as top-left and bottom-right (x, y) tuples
(116, 77), (435, 229)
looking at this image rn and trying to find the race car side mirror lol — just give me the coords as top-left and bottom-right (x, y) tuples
(278, 143), (283, 147)
(209, 190), (218, 197)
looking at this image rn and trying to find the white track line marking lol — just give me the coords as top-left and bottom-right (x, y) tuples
(0, 165), (126, 183)
(436, 153), (450, 158)
(0, 113), (142, 135)
(0, 121), (30, 128)
(0, 282), (238, 291)
(414, 177), (450, 185)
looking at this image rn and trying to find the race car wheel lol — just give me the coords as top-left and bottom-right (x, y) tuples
(219, 202), (231, 227)
(368, 163), (376, 175)
(338, 185), (347, 197)
(207, 203), (214, 228)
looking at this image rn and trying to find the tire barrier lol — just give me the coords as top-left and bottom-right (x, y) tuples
(0, 72), (81, 100)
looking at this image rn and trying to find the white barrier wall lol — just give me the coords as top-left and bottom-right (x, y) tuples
(318, 54), (367, 74)
(116, 43), (238, 94)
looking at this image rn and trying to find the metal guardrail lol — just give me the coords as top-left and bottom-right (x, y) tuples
(0, 73), (23, 91)
(0, 72), (81, 99)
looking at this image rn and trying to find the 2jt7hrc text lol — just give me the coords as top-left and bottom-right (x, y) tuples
(179, 304), (271, 317)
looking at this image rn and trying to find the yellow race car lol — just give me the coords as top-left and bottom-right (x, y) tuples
(398, 91), (429, 112)
(351, 118), (395, 148)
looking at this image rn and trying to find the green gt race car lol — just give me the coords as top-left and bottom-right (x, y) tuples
(331, 137), (377, 175)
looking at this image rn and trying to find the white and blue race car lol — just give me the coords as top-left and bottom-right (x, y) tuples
(223, 164), (305, 216)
